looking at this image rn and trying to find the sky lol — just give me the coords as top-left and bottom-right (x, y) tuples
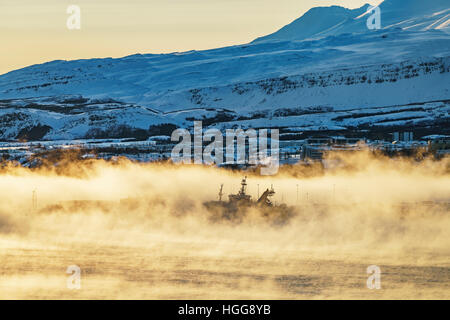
(1, 0), (382, 74)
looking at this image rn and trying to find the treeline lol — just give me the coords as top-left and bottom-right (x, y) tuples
(85, 123), (178, 140)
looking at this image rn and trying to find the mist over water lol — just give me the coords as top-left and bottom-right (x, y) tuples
(0, 151), (449, 299)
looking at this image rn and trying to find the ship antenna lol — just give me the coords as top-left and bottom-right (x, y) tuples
(240, 176), (248, 195)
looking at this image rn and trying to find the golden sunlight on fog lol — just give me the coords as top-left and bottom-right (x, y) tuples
(0, 151), (449, 299)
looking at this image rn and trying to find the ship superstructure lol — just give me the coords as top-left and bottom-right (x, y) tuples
(203, 177), (294, 224)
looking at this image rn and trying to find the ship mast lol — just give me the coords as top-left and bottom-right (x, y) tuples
(239, 176), (248, 196)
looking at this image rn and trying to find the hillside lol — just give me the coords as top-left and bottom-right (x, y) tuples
(0, 0), (449, 141)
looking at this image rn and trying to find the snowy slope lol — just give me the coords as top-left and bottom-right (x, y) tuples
(1, 29), (448, 107)
(254, 0), (450, 43)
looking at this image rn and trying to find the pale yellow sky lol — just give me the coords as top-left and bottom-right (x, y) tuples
(1, 0), (381, 74)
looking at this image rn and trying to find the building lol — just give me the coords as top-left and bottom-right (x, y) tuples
(302, 136), (366, 160)
(392, 132), (413, 142)
(424, 135), (450, 156)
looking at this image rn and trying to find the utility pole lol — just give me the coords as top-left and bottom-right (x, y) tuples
(218, 184), (224, 202)
(32, 189), (37, 212)
(257, 184), (260, 199)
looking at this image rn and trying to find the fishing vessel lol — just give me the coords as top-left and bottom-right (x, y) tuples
(203, 177), (296, 225)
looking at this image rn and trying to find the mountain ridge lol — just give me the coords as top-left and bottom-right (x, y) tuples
(253, 0), (450, 43)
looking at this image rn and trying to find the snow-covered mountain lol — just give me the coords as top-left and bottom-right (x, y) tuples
(253, 0), (450, 43)
(0, 0), (449, 141)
